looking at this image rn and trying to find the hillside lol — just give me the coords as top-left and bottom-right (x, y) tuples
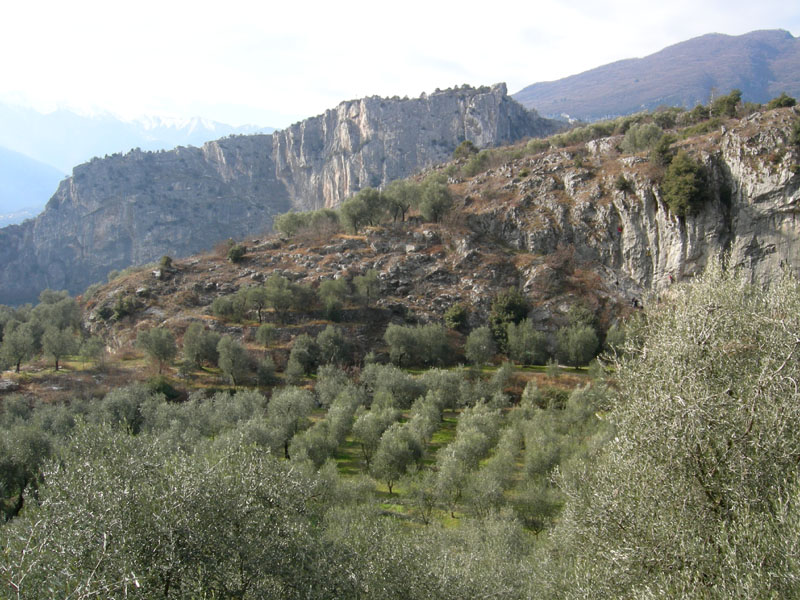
(514, 29), (800, 120)
(72, 103), (800, 363)
(2, 104), (800, 599)
(0, 84), (559, 305)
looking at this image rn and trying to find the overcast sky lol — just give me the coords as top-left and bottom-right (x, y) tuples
(2, 0), (799, 128)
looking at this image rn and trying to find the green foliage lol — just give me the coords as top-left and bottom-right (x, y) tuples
(112, 293), (137, 321)
(418, 179), (453, 222)
(556, 323), (599, 368)
(317, 278), (349, 321)
(766, 92), (797, 110)
(255, 323), (278, 348)
(360, 363), (426, 409)
(614, 174), (633, 193)
(461, 150), (490, 177)
(273, 208), (341, 238)
(489, 288), (529, 349)
(316, 325), (351, 365)
(650, 133), (676, 167)
(791, 119), (800, 147)
(464, 325), (496, 366)
(216, 335), (251, 386)
(1, 425), (346, 598)
(136, 327), (177, 374)
(226, 243), (247, 263)
(453, 139), (479, 159)
(353, 269), (380, 306)
(41, 325), (78, 370)
(554, 262), (800, 598)
(506, 319), (548, 365)
(443, 302), (468, 331)
(526, 138), (551, 154)
(79, 335), (106, 366)
(383, 323), (450, 368)
(159, 255), (173, 269)
(0, 321), (35, 372)
(263, 274), (294, 322)
(340, 187), (384, 233)
(370, 422), (423, 494)
(620, 122), (663, 154)
(288, 333), (319, 375)
(383, 179), (421, 222)
(266, 386), (315, 459)
(661, 149), (709, 217)
(182, 322), (221, 368)
(709, 88), (742, 118)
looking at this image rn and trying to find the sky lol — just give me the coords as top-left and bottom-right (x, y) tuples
(1, 0), (799, 129)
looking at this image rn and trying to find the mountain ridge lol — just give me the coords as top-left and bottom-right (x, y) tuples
(0, 85), (558, 304)
(514, 29), (800, 121)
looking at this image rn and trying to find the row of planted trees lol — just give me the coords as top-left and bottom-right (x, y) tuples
(3, 263), (800, 596)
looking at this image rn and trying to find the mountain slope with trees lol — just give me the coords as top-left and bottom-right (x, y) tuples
(1, 95), (800, 598)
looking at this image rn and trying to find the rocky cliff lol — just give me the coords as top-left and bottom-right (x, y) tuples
(77, 106), (800, 352)
(460, 107), (800, 304)
(0, 85), (557, 304)
(0, 136), (289, 305)
(274, 83), (556, 209)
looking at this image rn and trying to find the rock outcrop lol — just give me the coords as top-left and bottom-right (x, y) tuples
(462, 107), (800, 301)
(0, 136), (289, 305)
(274, 83), (555, 209)
(0, 85), (557, 304)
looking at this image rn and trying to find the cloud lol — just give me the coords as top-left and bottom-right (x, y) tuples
(1, 0), (798, 127)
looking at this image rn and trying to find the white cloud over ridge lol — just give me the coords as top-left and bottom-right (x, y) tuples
(1, 0), (798, 127)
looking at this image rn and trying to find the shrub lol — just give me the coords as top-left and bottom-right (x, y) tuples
(444, 303), (469, 331)
(453, 140), (478, 159)
(227, 243), (246, 263)
(614, 174), (633, 193)
(661, 150), (709, 217)
(709, 89), (742, 118)
(620, 123), (663, 154)
(766, 92), (796, 110)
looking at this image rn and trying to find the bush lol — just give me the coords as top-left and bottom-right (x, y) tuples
(620, 123), (663, 154)
(227, 243), (246, 263)
(661, 150), (709, 217)
(453, 140), (479, 159)
(709, 89), (742, 118)
(444, 303), (469, 331)
(766, 92), (796, 110)
(614, 174), (633, 193)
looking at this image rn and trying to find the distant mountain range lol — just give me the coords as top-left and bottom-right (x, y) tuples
(0, 103), (273, 224)
(513, 29), (800, 121)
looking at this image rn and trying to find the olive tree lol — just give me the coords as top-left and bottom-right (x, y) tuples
(552, 262), (800, 599)
(136, 326), (177, 374)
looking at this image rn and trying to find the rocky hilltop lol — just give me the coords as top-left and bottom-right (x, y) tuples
(84, 106), (800, 354)
(274, 83), (554, 209)
(0, 85), (557, 305)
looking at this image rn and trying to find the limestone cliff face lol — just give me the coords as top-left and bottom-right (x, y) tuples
(273, 83), (558, 209)
(462, 107), (800, 301)
(0, 136), (289, 304)
(0, 85), (557, 304)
